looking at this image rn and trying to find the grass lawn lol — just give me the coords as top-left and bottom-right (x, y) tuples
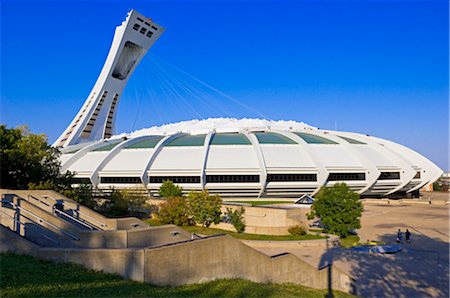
(340, 235), (360, 248)
(180, 225), (324, 241)
(0, 253), (353, 297)
(226, 201), (292, 206)
(145, 219), (325, 241)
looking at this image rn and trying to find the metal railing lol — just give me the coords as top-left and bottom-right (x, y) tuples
(0, 209), (59, 245)
(1, 201), (80, 241)
(53, 208), (97, 231)
(28, 193), (106, 230)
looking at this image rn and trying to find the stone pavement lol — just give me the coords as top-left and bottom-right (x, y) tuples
(246, 200), (449, 297)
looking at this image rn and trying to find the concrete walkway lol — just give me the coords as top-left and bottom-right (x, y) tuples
(245, 201), (449, 297)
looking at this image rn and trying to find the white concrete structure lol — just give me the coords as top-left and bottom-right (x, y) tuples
(54, 10), (164, 147)
(57, 10), (443, 198)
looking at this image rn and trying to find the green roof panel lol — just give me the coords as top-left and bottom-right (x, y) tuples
(125, 136), (164, 149)
(337, 136), (366, 144)
(165, 134), (206, 147)
(210, 133), (251, 145)
(92, 141), (122, 152)
(254, 132), (297, 144)
(294, 132), (338, 144)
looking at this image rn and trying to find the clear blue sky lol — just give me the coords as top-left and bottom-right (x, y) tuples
(1, 0), (448, 171)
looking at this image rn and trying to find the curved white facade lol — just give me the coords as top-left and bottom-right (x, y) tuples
(60, 118), (443, 198)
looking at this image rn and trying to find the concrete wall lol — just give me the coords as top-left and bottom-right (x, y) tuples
(148, 198), (307, 235)
(0, 225), (355, 294)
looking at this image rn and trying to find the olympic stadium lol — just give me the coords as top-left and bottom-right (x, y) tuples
(56, 10), (443, 198)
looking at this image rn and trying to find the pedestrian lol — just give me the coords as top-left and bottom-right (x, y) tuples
(396, 229), (403, 244)
(405, 229), (411, 243)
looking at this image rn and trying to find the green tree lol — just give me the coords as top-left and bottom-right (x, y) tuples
(308, 183), (363, 237)
(158, 180), (183, 198)
(157, 196), (190, 226)
(187, 191), (222, 227)
(226, 207), (246, 233)
(0, 125), (68, 189)
(108, 188), (129, 216)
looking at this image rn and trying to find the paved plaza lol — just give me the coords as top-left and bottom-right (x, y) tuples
(247, 195), (449, 297)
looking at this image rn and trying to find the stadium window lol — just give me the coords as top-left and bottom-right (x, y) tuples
(137, 17), (144, 22)
(151, 25), (158, 30)
(147, 31), (153, 38)
(71, 177), (92, 184)
(414, 171), (421, 179)
(149, 176), (200, 184)
(378, 172), (400, 180)
(267, 174), (317, 182)
(140, 27), (147, 34)
(100, 177), (142, 184)
(328, 173), (366, 181)
(133, 23), (140, 30)
(206, 175), (260, 183)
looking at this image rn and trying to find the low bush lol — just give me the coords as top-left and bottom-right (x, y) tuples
(158, 180), (183, 198)
(157, 196), (191, 226)
(288, 225), (307, 236)
(226, 207), (246, 233)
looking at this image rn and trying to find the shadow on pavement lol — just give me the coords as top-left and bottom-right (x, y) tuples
(319, 233), (449, 297)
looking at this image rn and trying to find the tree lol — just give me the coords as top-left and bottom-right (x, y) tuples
(157, 196), (190, 226)
(308, 183), (363, 237)
(226, 207), (246, 233)
(158, 180), (183, 198)
(0, 125), (68, 189)
(187, 191), (222, 227)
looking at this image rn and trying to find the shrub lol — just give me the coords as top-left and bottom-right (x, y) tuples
(107, 188), (129, 216)
(157, 196), (190, 226)
(187, 191), (222, 227)
(226, 207), (246, 233)
(309, 183), (363, 237)
(158, 180), (183, 198)
(288, 224), (307, 236)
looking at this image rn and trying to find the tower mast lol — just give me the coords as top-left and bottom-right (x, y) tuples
(54, 10), (165, 147)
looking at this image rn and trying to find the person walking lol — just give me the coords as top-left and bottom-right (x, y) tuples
(396, 229), (403, 244)
(405, 229), (411, 243)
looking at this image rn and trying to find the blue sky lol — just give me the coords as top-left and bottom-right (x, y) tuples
(1, 0), (448, 171)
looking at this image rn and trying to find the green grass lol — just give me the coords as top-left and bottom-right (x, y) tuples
(340, 235), (360, 248)
(180, 225), (325, 241)
(145, 219), (325, 241)
(0, 253), (353, 297)
(227, 201), (292, 206)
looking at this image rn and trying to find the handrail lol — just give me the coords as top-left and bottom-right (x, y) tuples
(0, 209), (59, 245)
(53, 208), (96, 231)
(27, 195), (50, 207)
(42, 194), (106, 228)
(2, 201), (80, 241)
(71, 209), (106, 228)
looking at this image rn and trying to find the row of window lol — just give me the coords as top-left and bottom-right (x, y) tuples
(73, 172), (368, 184)
(206, 175), (260, 183)
(328, 173), (366, 181)
(378, 172), (400, 180)
(267, 174), (317, 182)
(100, 177), (142, 184)
(149, 176), (200, 184)
(132, 23), (154, 38)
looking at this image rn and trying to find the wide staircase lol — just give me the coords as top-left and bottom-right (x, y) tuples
(0, 189), (193, 248)
(0, 189), (355, 294)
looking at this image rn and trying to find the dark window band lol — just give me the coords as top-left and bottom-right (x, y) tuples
(72, 177), (92, 184)
(328, 173), (366, 181)
(378, 172), (400, 180)
(100, 177), (142, 184)
(206, 175), (260, 183)
(267, 174), (317, 182)
(149, 176), (200, 184)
